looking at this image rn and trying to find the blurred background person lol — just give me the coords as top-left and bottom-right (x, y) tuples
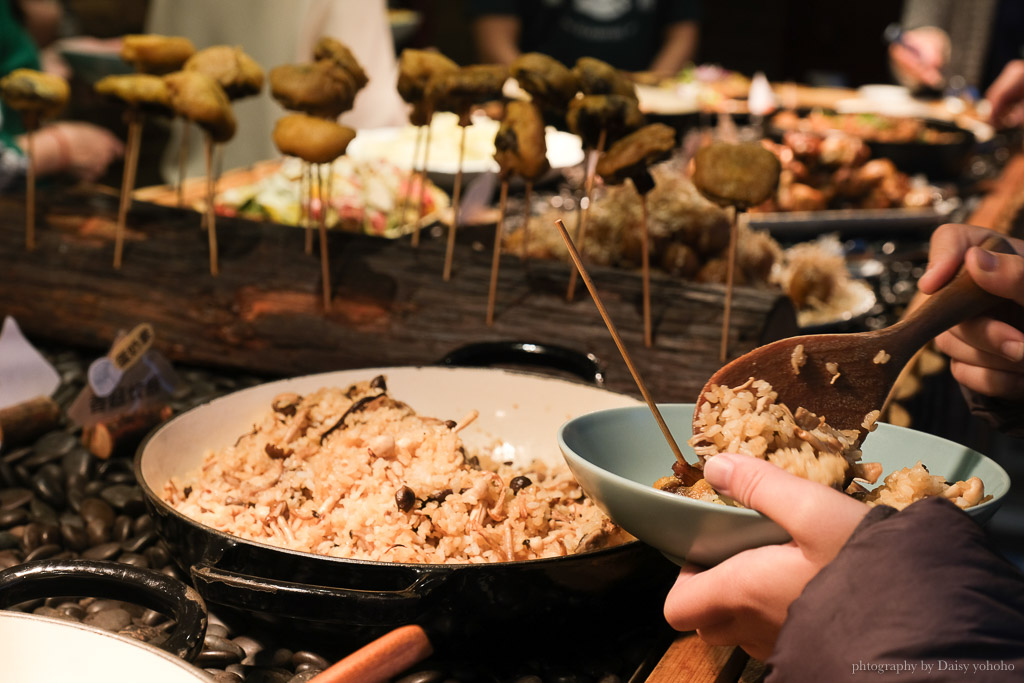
(466, 0), (700, 79)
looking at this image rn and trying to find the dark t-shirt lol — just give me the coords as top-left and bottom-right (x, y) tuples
(467, 0), (700, 72)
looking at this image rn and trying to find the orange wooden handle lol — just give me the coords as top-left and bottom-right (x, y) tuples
(309, 625), (434, 683)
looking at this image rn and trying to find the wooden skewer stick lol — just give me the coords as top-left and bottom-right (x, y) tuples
(553, 218), (700, 480)
(301, 162), (312, 254)
(316, 163), (332, 310)
(176, 118), (189, 208)
(485, 178), (510, 326)
(411, 114), (434, 248)
(520, 180), (533, 260)
(24, 117), (37, 251)
(203, 134), (219, 276)
(566, 127), (607, 301)
(720, 206), (738, 363)
(442, 122), (468, 281)
(639, 188), (652, 348)
(114, 111), (144, 268)
(394, 124), (423, 232)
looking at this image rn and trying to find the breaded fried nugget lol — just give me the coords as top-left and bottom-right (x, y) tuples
(596, 123), (676, 191)
(273, 113), (356, 164)
(121, 34), (196, 74)
(566, 94), (645, 149)
(426, 64), (509, 116)
(573, 57), (636, 99)
(0, 68), (69, 119)
(269, 62), (357, 118)
(494, 100), (549, 181)
(397, 48), (458, 103)
(510, 52), (578, 108)
(164, 71), (236, 143)
(313, 37), (368, 90)
(94, 74), (172, 112)
(692, 141), (782, 208)
(184, 45), (264, 100)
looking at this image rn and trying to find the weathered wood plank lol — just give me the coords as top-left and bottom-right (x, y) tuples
(0, 189), (797, 402)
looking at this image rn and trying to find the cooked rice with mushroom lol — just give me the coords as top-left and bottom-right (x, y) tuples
(163, 376), (631, 564)
(659, 378), (986, 510)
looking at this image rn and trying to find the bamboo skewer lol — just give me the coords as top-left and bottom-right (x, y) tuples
(316, 163), (332, 310)
(485, 178), (510, 325)
(411, 115), (434, 248)
(720, 206), (739, 362)
(520, 180), (533, 260)
(113, 111), (144, 268)
(24, 119), (36, 251)
(639, 190), (652, 348)
(203, 134), (219, 276)
(394, 124), (424, 232)
(176, 119), (189, 207)
(442, 122), (468, 281)
(553, 218), (701, 482)
(302, 162), (313, 254)
(566, 127), (607, 301)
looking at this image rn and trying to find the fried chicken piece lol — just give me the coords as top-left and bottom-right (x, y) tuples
(494, 100), (549, 181)
(397, 48), (458, 104)
(269, 61), (357, 118)
(566, 94), (645, 149)
(313, 36), (369, 90)
(692, 141), (781, 209)
(596, 122), (676, 192)
(0, 68), (68, 120)
(94, 73), (173, 112)
(163, 71), (236, 143)
(426, 64), (509, 120)
(573, 56), (636, 99)
(184, 45), (264, 100)
(273, 113), (356, 164)
(510, 52), (579, 108)
(121, 34), (196, 74)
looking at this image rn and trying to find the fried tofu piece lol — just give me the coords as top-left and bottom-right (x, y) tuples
(184, 45), (264, 100)
(692, 141), (782, 209)
(164, 71), (236, 143)
(121, 34), (196, 74)
(273, 113), (356, 164)
(494, 100), (549, 181)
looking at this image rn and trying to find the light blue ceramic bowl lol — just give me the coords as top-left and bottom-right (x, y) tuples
(559, 404), (1011, 567)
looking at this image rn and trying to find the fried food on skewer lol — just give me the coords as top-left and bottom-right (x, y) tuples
(510, 52), (579, 110)
(567, 94), (645, 149)
(596, 122), (676, 192)
(184, 45), (264, 100)
(313, 36), (369, 90)
(272, 113), (356, 164)
(397, 48), (458, 105)
(0, 68), (68, 120)
(426, 64), (509, 123)
(573, 56), (637, 99)
(1, 68), (69, 251)
(269, 62), (357, 119)
(273, 114), (357, 311)
(121, 35), (196, 74)
(494, 100), (549, 181)
(95, 73), (173, 111)
(164, 71), (237, 143)
(691, 141), (782, 361)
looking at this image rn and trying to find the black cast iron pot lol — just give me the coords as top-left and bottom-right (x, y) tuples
(135, 364), (678, 657)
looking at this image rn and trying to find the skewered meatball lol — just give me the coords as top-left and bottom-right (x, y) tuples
(184, 45), (264, 100)
(273, 113), (356, 164)
(0, 68), (68, 120)
(163, 71), (236, 143)
(121, 34), (196, 74)
(493, 100), (549, 181)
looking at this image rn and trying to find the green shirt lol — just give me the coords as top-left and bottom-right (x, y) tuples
(1, 0), (43, 153)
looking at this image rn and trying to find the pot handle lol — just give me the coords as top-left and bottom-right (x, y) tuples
(438, 341), (606, 386)
(190, 564), (446, 625)
(0, 559), (207, 661)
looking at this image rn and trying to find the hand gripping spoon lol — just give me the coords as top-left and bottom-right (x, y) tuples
(695, 235), (1013, 444)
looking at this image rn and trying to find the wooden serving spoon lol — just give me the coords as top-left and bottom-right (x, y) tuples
(695, 235), (1014, 443)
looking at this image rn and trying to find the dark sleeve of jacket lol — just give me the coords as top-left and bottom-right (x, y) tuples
(766, 497), (1024, 681)
(961, 386), (1024, 438)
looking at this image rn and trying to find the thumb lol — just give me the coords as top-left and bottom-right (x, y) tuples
(704, 454), (868, 556)
(965, 246), (1024, 307)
